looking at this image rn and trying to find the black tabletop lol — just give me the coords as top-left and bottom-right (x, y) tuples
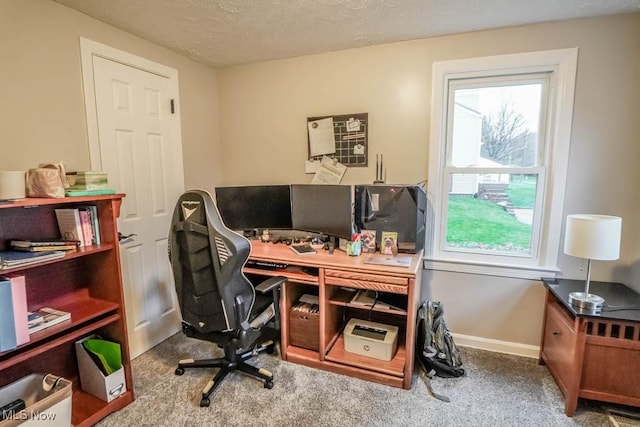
(542, 278), (640, 322)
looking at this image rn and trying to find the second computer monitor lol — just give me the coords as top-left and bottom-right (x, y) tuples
(214, 185), (293, 231)
(291, 184), (353, 239)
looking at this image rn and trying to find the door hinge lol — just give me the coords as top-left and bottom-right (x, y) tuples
(170, 99), (175, 114)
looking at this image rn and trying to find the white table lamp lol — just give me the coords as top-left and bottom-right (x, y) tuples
(564, 214), (622, 310)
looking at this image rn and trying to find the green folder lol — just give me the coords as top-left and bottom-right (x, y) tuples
(83, 338), (122, 376)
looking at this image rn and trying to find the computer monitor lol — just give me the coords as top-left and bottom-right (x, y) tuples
(291, 184), (353, 239)
(214, 185), (292, 231)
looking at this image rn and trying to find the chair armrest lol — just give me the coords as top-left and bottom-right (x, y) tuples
(254, 276), (287, 294)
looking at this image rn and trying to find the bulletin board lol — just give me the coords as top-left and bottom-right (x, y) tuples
(307, 113), (368, 167)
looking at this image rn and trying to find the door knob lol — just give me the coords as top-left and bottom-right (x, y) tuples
(118, 232), (137, 242)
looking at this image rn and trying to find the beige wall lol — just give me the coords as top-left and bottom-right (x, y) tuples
(218, 14), (640, 350)
(0, 0), (221, 189)
(1, 0), (638, 352)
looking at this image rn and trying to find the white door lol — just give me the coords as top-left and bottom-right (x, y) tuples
(87, 50), (184, 358)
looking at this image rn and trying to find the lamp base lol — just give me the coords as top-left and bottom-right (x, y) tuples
(568, 291), (605, 310)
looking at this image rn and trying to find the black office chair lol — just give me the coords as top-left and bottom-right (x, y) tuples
(168, 189), (286, 407)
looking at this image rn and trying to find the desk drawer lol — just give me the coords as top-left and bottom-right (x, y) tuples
(324, 269), (408, 294)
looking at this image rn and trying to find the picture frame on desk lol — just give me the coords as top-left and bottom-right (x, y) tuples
(360, 230), (376, 253)
(380, 231), (398, 255)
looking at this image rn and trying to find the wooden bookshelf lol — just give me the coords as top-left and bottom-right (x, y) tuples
(0, 195), (133, 426)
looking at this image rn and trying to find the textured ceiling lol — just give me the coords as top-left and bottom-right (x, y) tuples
(54, 0), (640, 68)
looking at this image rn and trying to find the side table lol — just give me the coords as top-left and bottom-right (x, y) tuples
(540, 278), (640, 416)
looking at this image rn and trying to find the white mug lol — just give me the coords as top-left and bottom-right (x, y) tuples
(0, 171), (26, 200)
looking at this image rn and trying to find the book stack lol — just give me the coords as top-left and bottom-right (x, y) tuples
(10, 239), (81, 252)
(28, 307), (71, 334)
(65, 171), (115, 197)
(0, 250), (66, 270)
(55, 206), (101, 246)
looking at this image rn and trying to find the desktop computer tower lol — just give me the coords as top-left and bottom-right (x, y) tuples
(354, 185), (426, 254)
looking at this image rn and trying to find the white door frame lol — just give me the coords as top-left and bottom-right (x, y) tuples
(80, 38), (183, 170)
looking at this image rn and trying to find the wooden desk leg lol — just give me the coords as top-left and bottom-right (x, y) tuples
(565, 396), (578, 417)
(279, 283), (289, 361)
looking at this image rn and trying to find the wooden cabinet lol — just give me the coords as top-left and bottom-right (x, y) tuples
(0, 196), (133, 426)
(540, 279), (640, 416)
(246, 242), (422, 389)
(540, 300), (580, 405)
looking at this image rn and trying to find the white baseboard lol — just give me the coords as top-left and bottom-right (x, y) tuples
(453, 333), (540, 359)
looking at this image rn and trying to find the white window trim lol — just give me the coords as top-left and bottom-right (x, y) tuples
(425, 48), (578, 280)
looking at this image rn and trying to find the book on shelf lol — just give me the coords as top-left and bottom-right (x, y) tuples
(55, 208), (87, 246)
(78, 209), (94, 246)
(78, 205), (101, 244)
(65, 189), (116, 197)
(0, 250), (66, 269)
(27, 307), (71, 334)
(66, 171), (109, 191)
(13, 245), (78, 252)
(10, 239), (81, 248)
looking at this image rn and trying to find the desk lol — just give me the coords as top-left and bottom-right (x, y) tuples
(540, 279), (640, 415)
(246, 242), (422, 389)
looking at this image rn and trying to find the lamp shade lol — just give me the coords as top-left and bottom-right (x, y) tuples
(564, 214), (622, 260)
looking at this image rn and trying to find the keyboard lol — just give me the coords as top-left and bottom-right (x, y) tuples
(245, 260), (288, 270)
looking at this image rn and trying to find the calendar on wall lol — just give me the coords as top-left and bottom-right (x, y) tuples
(306, 113), (368, 167)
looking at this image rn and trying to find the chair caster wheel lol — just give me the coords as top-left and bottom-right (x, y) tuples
(264, 380), (274, 389)
(175, 367), (185, 376)
(265, 345), (275, 355)
(200, 397), (210, 407)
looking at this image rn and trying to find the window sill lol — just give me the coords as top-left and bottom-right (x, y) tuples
(422, 257), (560, 280)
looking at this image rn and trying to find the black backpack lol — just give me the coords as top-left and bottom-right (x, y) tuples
(416, 300), (465, 378)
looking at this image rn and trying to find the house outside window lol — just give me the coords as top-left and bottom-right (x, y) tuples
(426, 49), (578, 279)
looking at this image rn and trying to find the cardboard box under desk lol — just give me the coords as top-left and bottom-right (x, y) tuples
(289, 308), (319, 351)
(75, 336), (126, 403)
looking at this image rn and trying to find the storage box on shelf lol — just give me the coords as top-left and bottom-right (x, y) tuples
(289, 298), (320, 351)
(0, 195), (133, 427)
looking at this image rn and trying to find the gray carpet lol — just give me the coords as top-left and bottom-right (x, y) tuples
(96, 333), (616, 427)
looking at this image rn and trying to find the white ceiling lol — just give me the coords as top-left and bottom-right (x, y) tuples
(55, 0), (640, 68)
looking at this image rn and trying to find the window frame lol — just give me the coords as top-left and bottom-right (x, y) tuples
(425, 49), (578, 279)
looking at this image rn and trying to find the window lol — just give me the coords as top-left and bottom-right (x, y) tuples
(426, 49), (578, 279)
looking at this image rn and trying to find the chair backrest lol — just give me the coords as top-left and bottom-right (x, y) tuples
(169, 189), (254, 333)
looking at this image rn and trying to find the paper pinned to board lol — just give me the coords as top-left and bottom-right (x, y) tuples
(311, 156), (346, 185)
(305, 160), (320, 174)
(346, 118), (361, 132)
(308, 117), (336, 157)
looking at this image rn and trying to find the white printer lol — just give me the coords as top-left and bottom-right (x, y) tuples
(343, 318), (398, 361)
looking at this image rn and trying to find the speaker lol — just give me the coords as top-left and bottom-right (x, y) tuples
(354, 185), (426, 254)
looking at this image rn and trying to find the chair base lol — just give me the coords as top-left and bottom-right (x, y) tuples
(175, 340), (276, 407)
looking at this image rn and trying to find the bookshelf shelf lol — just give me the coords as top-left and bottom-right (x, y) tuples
(0, 243), (115, 274)
(0, 195), (133, 424)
